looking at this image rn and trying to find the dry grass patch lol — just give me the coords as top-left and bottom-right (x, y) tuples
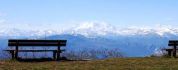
(1, 57), (178, 70)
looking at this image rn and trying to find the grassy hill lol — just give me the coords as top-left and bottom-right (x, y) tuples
(0, 57), (178, 70)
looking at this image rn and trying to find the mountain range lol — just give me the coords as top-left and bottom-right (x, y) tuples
(0, 22), (178, 57)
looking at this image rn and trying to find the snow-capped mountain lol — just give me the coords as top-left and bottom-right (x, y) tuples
(66, 22), (178, 37)
(69, 22), (178, 37)
(68, 22), (116, 37)
(1, 22), (178, 37)
(0, 22), (178, 57)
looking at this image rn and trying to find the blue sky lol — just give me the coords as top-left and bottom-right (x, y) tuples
(0, 0), (178, 30)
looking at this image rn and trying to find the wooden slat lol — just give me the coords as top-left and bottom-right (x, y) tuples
(8, 39), (67, 46)
(168, 43), (178, 46)
(164, 49), (178, 51)
(5, 50), (65, 52)
(169, 40), (178, 44)
(169, 40), (178, 43)
(8, 42), (66, 44)
(9, 39), (67, 42)
(168, 40), (178, 46)
(8, 43), (66, 46)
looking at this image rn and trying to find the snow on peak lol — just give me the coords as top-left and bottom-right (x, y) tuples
(0, 21), (178, 37)
(153, 25), (178, 36)
(69, 21), (116, 37)
(69, 22), (178, 37)
(72, 25), (176, 37)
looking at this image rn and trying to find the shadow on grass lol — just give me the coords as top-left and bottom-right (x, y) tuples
(17, 58), (55, 62)
(15, 57), (91, 62)
(16, 57), (71, 62)
(14, 57), (91, 62)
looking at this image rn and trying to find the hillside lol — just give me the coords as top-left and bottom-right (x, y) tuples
(0, 57), (178, 70)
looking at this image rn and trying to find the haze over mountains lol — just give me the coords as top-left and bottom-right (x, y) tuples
(0, 22), (178, 57)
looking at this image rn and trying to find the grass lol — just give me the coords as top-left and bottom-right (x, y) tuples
(1, 57), (178, 70)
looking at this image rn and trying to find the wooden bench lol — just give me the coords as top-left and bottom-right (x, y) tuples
(165, 40), (178, 57)
(164, 48), (178, 57)
(5, 39), (67, 61)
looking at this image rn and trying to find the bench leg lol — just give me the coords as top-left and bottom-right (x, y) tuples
(53, 51), (57, 60)
(168, 50), (172, 56)
(57, 52), (60, 61)
(57, 46), (61, 61)
(15, 51), (18, 60)
(10, 51), (15, 59)
(173, 46), (177, 58)
(15, 46), (19, 60)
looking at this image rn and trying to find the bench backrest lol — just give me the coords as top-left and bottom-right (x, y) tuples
(168, 40), (178, 46)
(8, 39), (67, 47)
